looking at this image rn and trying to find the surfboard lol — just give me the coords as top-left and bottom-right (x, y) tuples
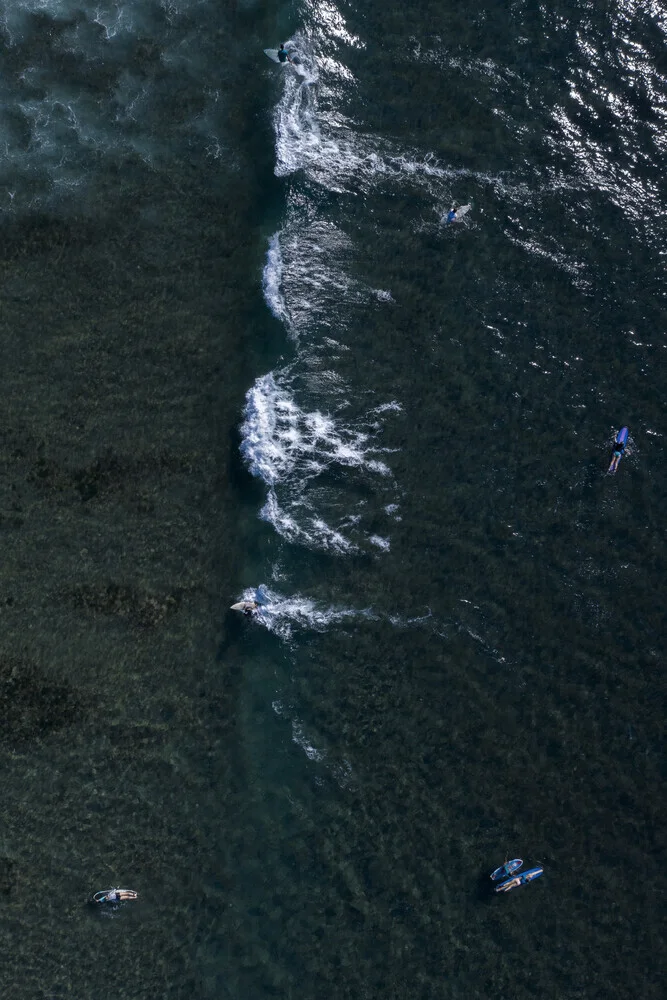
(231, 601), (258, 613)
(490, 859), (523, 881)
(265, 48), (301, 66)
(441, 204), (471, 225)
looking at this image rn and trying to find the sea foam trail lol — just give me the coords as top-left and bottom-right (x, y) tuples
(235, 586), (508, 668)
(240, 372), (400, 553)
(274, 66), (488, 195)
(236, 585), (372, 642)
(273, 40), (455, 191)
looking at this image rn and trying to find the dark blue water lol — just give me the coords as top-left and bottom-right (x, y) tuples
(0, 0), (664, 997)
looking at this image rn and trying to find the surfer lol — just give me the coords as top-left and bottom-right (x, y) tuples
(608, 427), (629, 474)
(277, 43), (292, 64)
(230, 599), (260, 615)
(92, 888), (138, 905)
(443, 204), (471, 224)
(495, 875), (522, 893)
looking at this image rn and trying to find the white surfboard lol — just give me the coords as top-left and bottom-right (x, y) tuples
(441, 203), (471, 224)
(231, 601), (257, 613)
(264, 48), (282, 64)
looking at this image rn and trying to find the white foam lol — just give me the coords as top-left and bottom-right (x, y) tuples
(262, 233), (290, 326)
(241, 372), (393, 485)
(262, 219), (362, 339)
(369, 535), (390, 551)
(311, 1), (365, 49)
(260, 492), (358, 554)
(290, 720), (325, 761)
(272, 697), (355, 787)
(371, 401), (402, 415)
(272, 34), (453, 190)
(238, 584), (369, 641)
(240, 371), (398, 551)
(92, 3), (136, 41)
(271, 48), (532, 208)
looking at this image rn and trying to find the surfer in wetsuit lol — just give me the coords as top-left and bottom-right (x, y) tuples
(277, 43), (292, 64)
(93, 889), (138, 904)
(446, 206), (457, 223)
(243, 601), (259, 617)
(608, 436), (627, 474)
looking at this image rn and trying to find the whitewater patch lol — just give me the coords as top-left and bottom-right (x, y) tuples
(274, 71), (498, 195)
(272, 42), (459, 192)
(271, 35), (578, 209)
(262, 221), (368, 339)
(240, 371), (400, 552)
(240, 370), (395, 486)
(261, 492), (359, 555)
(262, 233), (291, 327)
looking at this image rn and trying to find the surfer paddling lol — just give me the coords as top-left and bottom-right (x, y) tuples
(608, 427), (629, 475)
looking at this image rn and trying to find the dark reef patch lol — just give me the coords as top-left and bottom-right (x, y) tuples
(65, 582), (183, 629)
(0, 856), (16, 896)
(17, 442), (196, 505)
(0, 655), (85, 745)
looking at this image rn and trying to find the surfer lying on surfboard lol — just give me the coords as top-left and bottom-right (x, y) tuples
(608, 427), (629, 475)
(495, 867), (543, 893)
(92, 888), (138, 905)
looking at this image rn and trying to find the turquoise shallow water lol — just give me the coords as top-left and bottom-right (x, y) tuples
(0, 0), (665, 998)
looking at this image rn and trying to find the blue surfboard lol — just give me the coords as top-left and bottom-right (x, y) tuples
(490, 858), (523, 881)
(495, 866), (543, 893)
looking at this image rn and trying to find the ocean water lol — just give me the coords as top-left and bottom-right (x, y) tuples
(0, 0), (664, 998)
